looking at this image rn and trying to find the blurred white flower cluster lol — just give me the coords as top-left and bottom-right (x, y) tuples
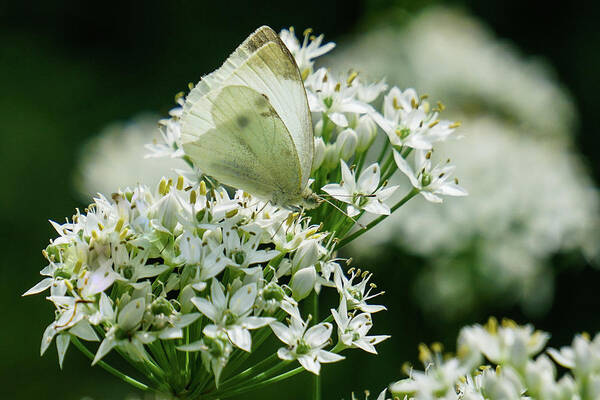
(327, 7), (576, 140)
(389, 318), (600, 400)
(75, 115), (185, 201)
(25, 175), (388, 397)
(329, 7), (600, 317)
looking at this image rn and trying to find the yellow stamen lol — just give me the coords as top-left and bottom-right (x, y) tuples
(428, 120), (440, 128)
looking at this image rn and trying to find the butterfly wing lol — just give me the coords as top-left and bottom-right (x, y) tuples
(181, 26), (313, 190)
(183, 84), (303, 203)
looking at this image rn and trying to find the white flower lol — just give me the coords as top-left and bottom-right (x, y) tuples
(331, 300), (389, 353)
(270, 315), (344, 375)
(93, 297), (155, 365)
(394, 149), (467, 203)
(222, 227), (280, 271)
(145, 110), (185, 159)
(176, 233), (230, 292)
(334, 266), (386, 314)
(458, 319), (548, 369)
(373, 87), (457, 150)
(305, 68), (372, 127)
(279, 27), (335, 78)
(390, 357), (465, 398)
(191, 279), (274, 352)
(547, 332), (600, 376)
(354, 77), (388, 104)
(322, 161), (398, 217)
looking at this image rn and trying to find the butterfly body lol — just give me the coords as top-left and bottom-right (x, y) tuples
(180, 26), (316, 209)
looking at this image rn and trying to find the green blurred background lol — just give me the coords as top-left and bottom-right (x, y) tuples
(3, 0), (600, 398)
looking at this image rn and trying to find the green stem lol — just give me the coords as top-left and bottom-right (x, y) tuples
(334, 188), (419, 250)
(204, 365), (304, 400)
(376, 140), (390, 164)
(71, 337), (151, 392)
(311, 290), (321, 400)
(380, 150), (396, 178)
(218, 353), (279, 389)
(354, 151), (367, 176)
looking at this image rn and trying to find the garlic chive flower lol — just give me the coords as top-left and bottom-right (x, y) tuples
(331, 299), (390, 353)
(305, 68), (372, 128)
(373, 87), (457, 150)
(323, 160), (398, 217)
(394, 149), (467, 203)
(190, 279), (274, 352)
(270, 312), (344, 375)
(389, 318), (600, 400)
(279, 27), (335, 79)
(334, 266), (386, 314)
(25, 176), (389, 397)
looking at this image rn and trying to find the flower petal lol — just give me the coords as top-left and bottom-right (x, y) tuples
(305, 323), (332, 347)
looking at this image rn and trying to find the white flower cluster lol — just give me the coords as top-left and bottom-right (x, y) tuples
(358, 117), (600, 318)
(327, 7), (576, 140)
(30, 26), (468, 399)
(24, 174), (389, 397)
(328, 7), (599, 318)
(389, 318), (600, 400)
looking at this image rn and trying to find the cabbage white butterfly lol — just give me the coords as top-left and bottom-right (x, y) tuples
(180, 26), (318, 209)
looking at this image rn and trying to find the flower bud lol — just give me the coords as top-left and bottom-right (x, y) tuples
(314, 118), (324, 137)
(290, 266), (317, 301)
(336, 128), (358, 160)
(312, 137), (326, 173)
(153, 192), (181, 232)
(323, 143), (340, 171)
(292, 240), (322, 274)
(356, 115), (377, 152)
(276, 258), (292, 279)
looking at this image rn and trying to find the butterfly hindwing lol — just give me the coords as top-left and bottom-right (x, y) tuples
(183, 85), (303, 202)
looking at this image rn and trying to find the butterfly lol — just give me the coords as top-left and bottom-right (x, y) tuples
(180, 26), (318, 209)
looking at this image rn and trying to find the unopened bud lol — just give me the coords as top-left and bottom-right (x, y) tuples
(312, 137), (326, 173)
(290, 266), (316, 301)
(336, 128), (358, 160)
(355, 115), (377, 152)
(314, 119), (323, 137)
(323, 143), (340, 170)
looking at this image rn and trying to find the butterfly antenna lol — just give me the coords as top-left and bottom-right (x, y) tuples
(319, 193), (376, 199)
(270, 217), (288, 241)
(256, 201), (269, 214)
(317, 195), (366, 229)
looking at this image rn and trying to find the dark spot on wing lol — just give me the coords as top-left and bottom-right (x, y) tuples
(236, 115), (249, 128)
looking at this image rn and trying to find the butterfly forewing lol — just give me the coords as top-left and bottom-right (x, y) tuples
(181, 26), (314, 201)
(183, 85), (303, 203)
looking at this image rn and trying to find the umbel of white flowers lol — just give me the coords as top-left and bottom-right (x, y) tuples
(25, 177), (390, 398)
(26, 26), (466, 399)
(383, 317), (600, 400)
